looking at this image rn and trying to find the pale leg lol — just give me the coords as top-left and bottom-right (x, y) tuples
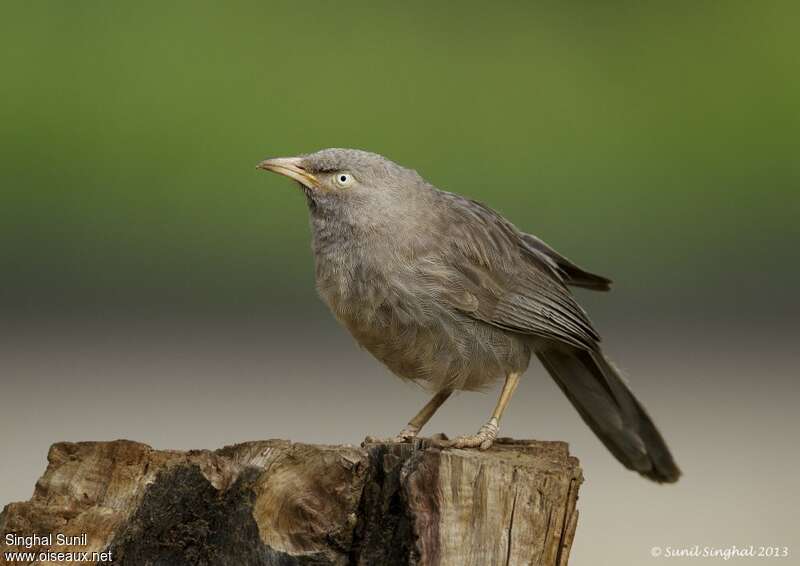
(450, 372), (521, 450)
(394, 389), (453, 441)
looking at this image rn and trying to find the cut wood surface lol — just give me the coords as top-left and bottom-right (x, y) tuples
(0, 438), (582, 566)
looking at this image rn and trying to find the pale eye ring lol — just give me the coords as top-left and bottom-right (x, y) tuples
(333, 172), (354, 188)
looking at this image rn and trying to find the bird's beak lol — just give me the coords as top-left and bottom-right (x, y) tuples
(256, 157), (319, 189)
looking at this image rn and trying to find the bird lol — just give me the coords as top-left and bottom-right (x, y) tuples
(256, 148), (680, 483)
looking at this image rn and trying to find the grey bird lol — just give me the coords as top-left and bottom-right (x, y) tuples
(257, 148), (680, 483)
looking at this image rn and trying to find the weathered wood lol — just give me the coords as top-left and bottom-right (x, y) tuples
(0, 438), (582, 566)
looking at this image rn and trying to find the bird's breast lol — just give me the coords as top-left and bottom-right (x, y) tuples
(311, 218), (437, 341)
(308, 214), (530, 391)
(314, 238), (414, 326)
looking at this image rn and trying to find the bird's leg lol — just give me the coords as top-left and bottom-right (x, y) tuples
(394, 389), (452, 442)
(450, 372), (521, 450)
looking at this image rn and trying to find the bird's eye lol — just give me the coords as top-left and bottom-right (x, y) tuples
(333, 172), (354, 188)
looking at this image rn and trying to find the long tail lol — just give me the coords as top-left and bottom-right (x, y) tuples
(536, 345), (681, 483)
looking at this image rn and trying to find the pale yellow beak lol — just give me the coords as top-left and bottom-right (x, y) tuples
(256, 157), (319, 189)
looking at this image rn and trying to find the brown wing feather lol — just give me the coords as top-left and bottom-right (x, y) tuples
(428, 192), (601, 351)
(520, 233), (612, 291)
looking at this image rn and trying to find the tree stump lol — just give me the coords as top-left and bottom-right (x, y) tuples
(0, 438), (582, 566)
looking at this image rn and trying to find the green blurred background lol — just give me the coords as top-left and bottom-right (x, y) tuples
(2, 1), (797, 320)
(2, 2), (799, 564)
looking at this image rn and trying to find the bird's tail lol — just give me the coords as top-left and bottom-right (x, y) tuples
(536, 346), (680, 483)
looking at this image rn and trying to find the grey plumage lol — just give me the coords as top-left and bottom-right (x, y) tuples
(257, 148), (680, 483)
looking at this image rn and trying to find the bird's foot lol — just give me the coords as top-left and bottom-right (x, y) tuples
(392, 424), (420, 443)
(448, 417), (499, 450)
(363, 424), (420, 446)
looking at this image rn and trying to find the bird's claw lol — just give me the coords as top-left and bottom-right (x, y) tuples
(448, 418), (499, 450)
(392, 424), (420, 443)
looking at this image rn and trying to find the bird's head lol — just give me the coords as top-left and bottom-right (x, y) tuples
(256, 148), (425, 211)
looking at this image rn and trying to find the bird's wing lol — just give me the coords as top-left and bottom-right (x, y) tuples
(519, 233), (612, 291)
(420, 192), (601, 350)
